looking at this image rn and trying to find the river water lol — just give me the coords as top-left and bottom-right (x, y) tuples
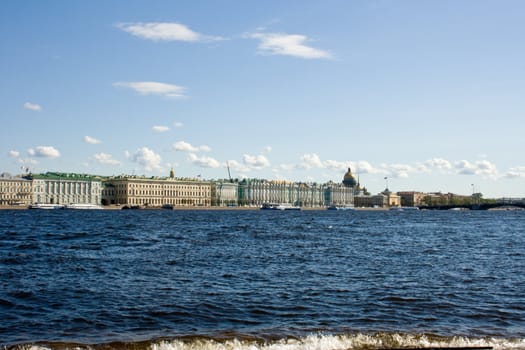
(1, 209), (524, 349)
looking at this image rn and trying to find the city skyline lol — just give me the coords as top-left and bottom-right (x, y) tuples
(2, 1), (525, 198)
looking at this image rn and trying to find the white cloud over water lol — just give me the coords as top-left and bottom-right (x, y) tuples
(247, 32), (332, 59)
(152, 125), (170, 133)
(27, 146), (60, 159)
(84, 136), (102, 144)
(23, 102), (42, 111)
(114, 81), (187, 99)
(174, 141), (211, 152)
(188, 154), (220, 168)
(131, 147), (162, 171)
(92, 153), (120, 166)
(116, 22), (223, 42)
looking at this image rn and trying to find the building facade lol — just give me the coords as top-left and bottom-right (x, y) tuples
(104, 176), (212, 207)
(31, 173), (102, 205)
(236, 178), (353, 208)
(238, 179), (327, 207)
(398, 191), (427, 207)
(0, 176), (33, 206)
(324, 181), (355, 207)
(212, 181), (239, 207)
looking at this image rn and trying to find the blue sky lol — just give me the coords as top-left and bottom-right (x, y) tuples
(2, 0), (525, 198)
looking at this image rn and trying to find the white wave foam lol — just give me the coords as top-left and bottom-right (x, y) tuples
(10, 333), (525, 350)
(151, 333), (525, 350)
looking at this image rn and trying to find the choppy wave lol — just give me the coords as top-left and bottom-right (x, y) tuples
(9, 333), (525, 350)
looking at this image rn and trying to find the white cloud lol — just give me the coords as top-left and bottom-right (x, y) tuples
(113, 81), (187, 99)
(227, 160), (251, 173)
(426, 158), (453, 171)
(152, 125), (170, 133)
(382, 163), (415, 178)
(324, 159), (348, 171)
(351, 161), (378, 174)
(84, 135), (102, 144)
(188, 153), (220, 168)
(173, 141), (210, 152)
(247, 32), (332, 59)
(24, 102), (42, 111)
(116, 22), (223, 42)
(92, 153), (121, 166)
(27, 146), (60, 159)
(262, 146), (272, 153)
(243, 154), (270, 169)
(132, 147), (162, 171)
(173, 122), (184, 128)
(8, 150), (20, 158)
(505, 166), (525, 178)
(299, 153), (324, 169)
(455, 160), (498, 177)
(18, 158), (38, 165)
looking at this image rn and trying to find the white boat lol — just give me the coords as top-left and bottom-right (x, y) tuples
(65, 203), (103, 210)
(29, 203), (65, 210)
(327, 205), (354, 210)
(261, 203), (301, 210)
(275, 204), (301, 210)
(390, 206), (420, 211)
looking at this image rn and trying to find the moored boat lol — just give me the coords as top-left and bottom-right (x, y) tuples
(261, 203), (301, 210)
(29, 203), (65, 210)
(65, 203), (103, 210)
(327, 205), (354, 210)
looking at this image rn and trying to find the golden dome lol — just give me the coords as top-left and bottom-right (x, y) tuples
(343, 167), (357, 187)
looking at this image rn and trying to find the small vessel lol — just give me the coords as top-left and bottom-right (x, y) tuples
(390, 206), (420, 211)
(121, 205), (142, 210)
(327, 205), (354, 210)
(162, 204), (174, 210)
(261, 203), (301, 210)
(29, 203), (65, 210)
(65, 203), (103, 210)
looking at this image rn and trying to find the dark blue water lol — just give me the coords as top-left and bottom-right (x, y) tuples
(1, 209), (524, 349)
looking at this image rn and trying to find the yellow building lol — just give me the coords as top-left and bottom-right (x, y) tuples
(104, 176), (212, 207)
(0, 176), (33, 206)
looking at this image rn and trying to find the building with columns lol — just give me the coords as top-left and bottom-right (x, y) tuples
(103, 175), (212, 207)
(31, 173), (102, 205)
(212, 181), (239, 207)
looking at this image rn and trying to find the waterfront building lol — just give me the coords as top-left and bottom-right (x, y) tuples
(212, 181), (239, 207)
(104, 175), (212, 207)
(237, 179), (326, 207)
(31, 173), (102, 205)
(398, 191), (427, 207)
(0, 175), (33, 206)
(324, 181), (354, 207)
(296, 182), (325, 207)
(354, 190), (401, 208)
(236, 177), (353, 208)
(101, 182), (116, 205)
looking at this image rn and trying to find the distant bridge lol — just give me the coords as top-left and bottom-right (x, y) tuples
(421, 198), (525, 210)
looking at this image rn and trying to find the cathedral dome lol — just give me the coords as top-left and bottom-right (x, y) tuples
(342, 167), (357, 187)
